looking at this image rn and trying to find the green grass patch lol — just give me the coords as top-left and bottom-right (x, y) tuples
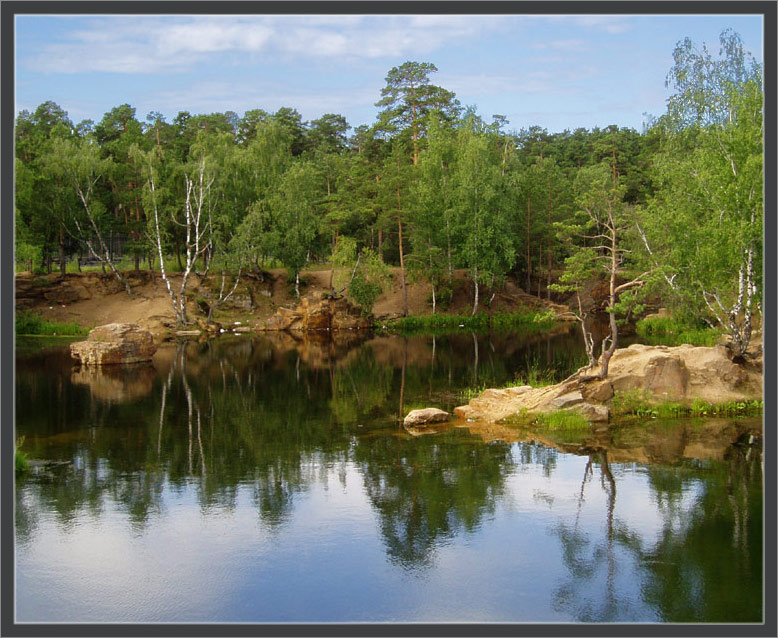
(377, 309), (557, 335)
(636, 315), (720, 347)
(533, 410), (591, 430)
(15, 310), (89, 336)
(15, 437), (29, 474)
(610, 389), (762, 419)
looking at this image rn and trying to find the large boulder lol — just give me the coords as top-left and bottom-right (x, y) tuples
(404, 408), (451, 427)
(70, 323), (157, 365)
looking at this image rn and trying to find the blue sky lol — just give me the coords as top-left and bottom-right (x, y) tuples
(14, 13), (763, 135)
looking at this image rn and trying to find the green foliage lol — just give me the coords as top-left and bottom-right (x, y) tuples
(533, 410), (591, 431)
(610, 389), (762, 419)
(15, 437), (30, 474)
(348, 249), (391, 315)
(15, 310), (89, 336)
(378, 309), (555, 335)
(636, 315), (720, 346)
(641, 30), (762, 353)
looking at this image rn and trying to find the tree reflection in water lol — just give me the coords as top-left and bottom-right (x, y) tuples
(552, 443), (762, 623)
(14, 334), (763, 622)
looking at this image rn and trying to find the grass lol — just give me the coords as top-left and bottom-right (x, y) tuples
(377, 309), (557, 335)
(15, 310), (90, 336)
(458, 351), (588, 402)
(635, 315), (720, 347)
(532, 410), (591, 431)
(15, 437), (29, 475)
(610, 389), (763, 419)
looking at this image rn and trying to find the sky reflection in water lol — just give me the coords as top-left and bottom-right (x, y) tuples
(15, 333), (763, 623)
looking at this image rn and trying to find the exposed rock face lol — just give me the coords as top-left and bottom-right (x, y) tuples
(454, 342), (762, 425)
(403, 408), (451, 427)
(70, 323), (157, 365)
(260, 292), (371, 332)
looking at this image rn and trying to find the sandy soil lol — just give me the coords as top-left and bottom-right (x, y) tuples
(15, 266), (568, 337)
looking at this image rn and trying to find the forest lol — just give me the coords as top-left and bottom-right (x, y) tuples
(14, 29), (763, 358)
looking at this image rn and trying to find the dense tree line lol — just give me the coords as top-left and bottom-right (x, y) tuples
(15, 31), (762, 359)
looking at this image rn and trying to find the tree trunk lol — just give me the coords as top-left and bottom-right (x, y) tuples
(59, 225), (67, 278)
(398, 217), (408, 316)
(599, 234), (620, 379)
(472, 266), (479, 316)
(526, 196), (531, 292)
(547, 195), (553, 300)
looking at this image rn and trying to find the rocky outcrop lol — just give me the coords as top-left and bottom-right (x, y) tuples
(454, 342), (762, 425)
(70, 323), (157, 365)
(259, 292), (371, 332)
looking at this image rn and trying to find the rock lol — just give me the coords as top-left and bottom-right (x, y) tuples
(403, 408), (451, 427)
(505, 385), (534, 396)
(549, 391), (584, 409)
(582, 379), (614, 403)
(451, 342), (762, 425)
(569, 402), (610, 423)
(643, 307), (670, 321)
(453, 405), (476, 420)
(70, 323), (157, 365)
(262, 293), (371, 333)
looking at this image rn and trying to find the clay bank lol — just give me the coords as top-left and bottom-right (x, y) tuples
(453, 341), (763, 425)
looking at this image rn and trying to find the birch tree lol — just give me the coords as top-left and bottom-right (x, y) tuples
(48, 136), (132, 294)
(641, 29), (762, 360)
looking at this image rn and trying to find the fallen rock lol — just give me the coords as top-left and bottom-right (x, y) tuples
(70, 323), (157, 365)
(403, 408), (451, 427)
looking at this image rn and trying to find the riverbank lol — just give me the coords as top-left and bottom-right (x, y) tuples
(15, 268), (570, 339)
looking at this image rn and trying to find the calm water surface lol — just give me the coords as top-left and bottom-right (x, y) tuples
(15, 330), (763, 623)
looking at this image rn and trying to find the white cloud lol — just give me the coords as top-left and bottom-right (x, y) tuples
(22, 15), (515, 74)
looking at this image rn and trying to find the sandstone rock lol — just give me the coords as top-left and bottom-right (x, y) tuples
(549, 391), (584, 410)
(505, 385), (534, 396)
(262, 293), (371, 333)
(569, 402), (609, 423)
(452, 342), (762, 425)
(403, 408), (451, 427)
(453, 405), (476, 420)
(70, 323), (157, 365)
(582, 379), (614, 403)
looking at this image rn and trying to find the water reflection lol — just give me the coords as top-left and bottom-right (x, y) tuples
(14, 332), (763, 622)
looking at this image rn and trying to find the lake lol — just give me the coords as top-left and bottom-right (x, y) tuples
(14, 329), (763, 624)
